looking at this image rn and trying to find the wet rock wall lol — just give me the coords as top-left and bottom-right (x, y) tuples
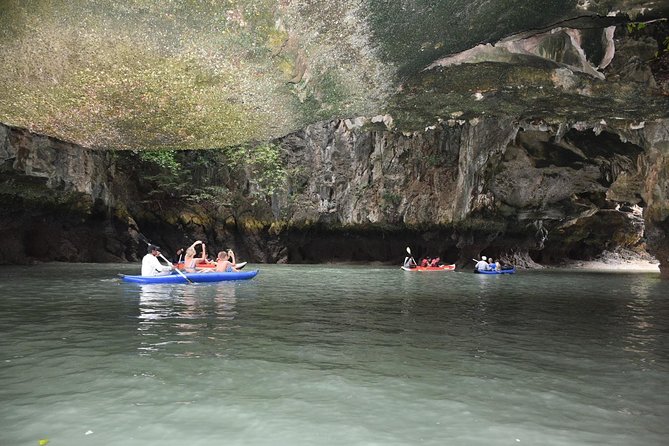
(1, 119), (667, 277)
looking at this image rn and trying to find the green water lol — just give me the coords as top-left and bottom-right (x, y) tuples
(1, 264), (668, 446)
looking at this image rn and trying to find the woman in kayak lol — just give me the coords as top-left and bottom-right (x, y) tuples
(184, 240), (207, 272)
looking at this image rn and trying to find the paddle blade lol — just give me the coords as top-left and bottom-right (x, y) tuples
(406, 247), (412, 255)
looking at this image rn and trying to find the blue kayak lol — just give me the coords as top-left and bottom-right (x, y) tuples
(474, 267), (516, 274)
(121, 270), (259, 284)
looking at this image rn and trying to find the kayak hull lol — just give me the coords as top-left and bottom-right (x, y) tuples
(474, 267), (516, 274)
(401, 264), (456, 272)
(121, 270), (258, 284)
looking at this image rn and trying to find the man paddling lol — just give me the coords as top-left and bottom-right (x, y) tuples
(141, 245), (172, 276)
(474, 256), (489, 272)
(403, 254), (417, 269)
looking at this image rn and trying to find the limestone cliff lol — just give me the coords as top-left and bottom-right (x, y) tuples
(1, 1), (667, 149)
(1, 1), (668, 277)
(271, 117), (667, 275)
(1, 118), (667, 277)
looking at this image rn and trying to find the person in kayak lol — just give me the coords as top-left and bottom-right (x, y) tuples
(171, 247), (185, 264)
(141, 245), (172, 276)
(226, 248), (237, 266)
(474, 256), (488, 272)
(214, 251), (239, 272)
(498, 259), (514, 270)
(184, 240), (207, 272)
(403, 254), (417, 269)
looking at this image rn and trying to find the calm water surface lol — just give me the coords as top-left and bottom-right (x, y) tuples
(0, 264), (668, 446)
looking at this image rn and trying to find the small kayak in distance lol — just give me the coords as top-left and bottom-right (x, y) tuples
(401, 264), (456, 272)
(121, 270), (258, 284)
(474, 267), (516, 274)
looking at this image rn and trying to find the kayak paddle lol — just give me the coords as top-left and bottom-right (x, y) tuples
(406, 247), (417, 267)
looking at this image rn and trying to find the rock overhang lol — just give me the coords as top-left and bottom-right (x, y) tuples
(0, 0), (667, 150)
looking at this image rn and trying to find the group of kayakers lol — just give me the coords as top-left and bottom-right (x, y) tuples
(474, 255), (514, 272)
(141, 240), (241, 277)
(402, 248), (514, 272)
(174, 240), (237, 272)
(402, 256), (444, 269)
(143, 242), (512, 277)
(421, 257), (442, 267)
(403, 249), (453, 269)
(474, 256), (499, 272)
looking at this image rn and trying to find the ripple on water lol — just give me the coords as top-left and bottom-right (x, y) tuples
(0, 264), (668, 446)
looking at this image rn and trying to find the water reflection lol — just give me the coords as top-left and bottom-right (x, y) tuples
(136, 283), (238, 357)
(623, 276), (658, 362)
(2, 264), (669, 446)
(213, 285), (238, 321)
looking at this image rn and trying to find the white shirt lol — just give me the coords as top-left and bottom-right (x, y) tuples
(475, 260), (488, 271)
(141, 253), (171, 276)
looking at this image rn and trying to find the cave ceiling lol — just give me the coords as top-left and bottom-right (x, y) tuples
(0, 0), (667, 150)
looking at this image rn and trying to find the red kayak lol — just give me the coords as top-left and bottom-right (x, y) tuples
(174, 261), (214, 270)
(174, 261), (247, 270)
(401, 264), (455, 271)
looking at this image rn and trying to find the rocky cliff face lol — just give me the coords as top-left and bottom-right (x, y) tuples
(1, 1), (667, 149)
(271, 117), (667, 275)
(2, 118), (667, 277)
(1, 2), (668, 276)
(0, 124), (132, 262)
